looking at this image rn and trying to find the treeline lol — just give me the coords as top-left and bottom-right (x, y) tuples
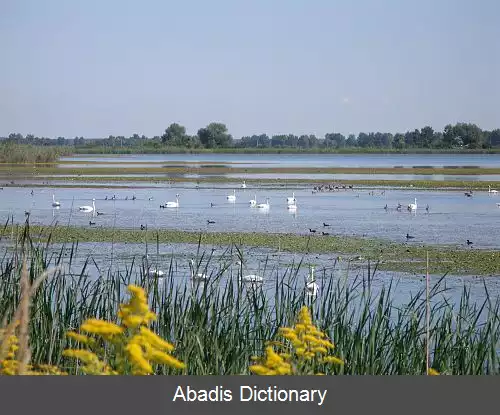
(2, 122), (500, 150)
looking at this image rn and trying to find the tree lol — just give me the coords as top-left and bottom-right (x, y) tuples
(197, 123), (233, 148)
(393, 133), (405, 149)
(346, 134), (357, 147)
(489, 129), (500, 147)
(419, 126), (434, 148)
(162, 123), (187, 146)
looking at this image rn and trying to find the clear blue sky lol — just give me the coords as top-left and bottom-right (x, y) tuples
(1, 0), (499, 139)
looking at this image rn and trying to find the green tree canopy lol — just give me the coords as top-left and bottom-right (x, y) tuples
(197, 123), (233, 148)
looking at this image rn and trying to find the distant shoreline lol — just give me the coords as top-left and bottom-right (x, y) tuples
(70, 147), (500, 155)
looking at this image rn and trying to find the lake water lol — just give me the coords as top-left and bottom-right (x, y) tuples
(2, 185), (500, 250)
(2, 152), (500, 312)
(61, 153), (500, 169)
(10, 239), (497, 314)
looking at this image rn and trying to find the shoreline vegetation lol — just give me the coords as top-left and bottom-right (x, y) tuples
(72, 146), (500, 155)
(1, 120), (500, 161)
(0, 222), (499, 375)
(5, 223), (500, 275)
(2, 165), (500, 176)
(1, 174), (500, 191)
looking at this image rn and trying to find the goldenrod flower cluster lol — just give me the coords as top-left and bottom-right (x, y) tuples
(0, 328), (66, 375)
(250, 306), (344, 375)
(63, 284), (185, 375)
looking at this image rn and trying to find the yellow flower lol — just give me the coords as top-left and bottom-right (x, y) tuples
(81, 319), (124, 336)
(249, 306), (344, 375)
(428, 368), (440, 376)
(61, 284), (185, 375)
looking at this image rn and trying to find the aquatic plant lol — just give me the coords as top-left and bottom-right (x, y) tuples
(0, 222), (499, 375)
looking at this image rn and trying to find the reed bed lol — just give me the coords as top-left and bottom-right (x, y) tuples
(1, 221), (499, 375)
(0, 143), (71, 164)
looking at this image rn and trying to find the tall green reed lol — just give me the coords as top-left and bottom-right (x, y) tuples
(0, 221), (499, 375)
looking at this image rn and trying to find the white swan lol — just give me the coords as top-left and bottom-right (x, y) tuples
(148, 268), (165, 277)
(287, 202), (297, 211)
(408, 198), (417, 211)
(241, 181), (247, 189)
(144, 255), (165, 277)
(234, 260), (263, 285)
(287, 192), (296, 205)
(249, 194), (257, 207)
(79, 199), (95, 213)
(165, 194), (179, 208)
(52, 194), (60, 207)
(227, 189), (236, 202)
(256, 198), (270, 209)
(489, 185), (498, 194)
(305, 266), (319, 298)
(240, 274), (264, 284)
(190, 259), (208, 281)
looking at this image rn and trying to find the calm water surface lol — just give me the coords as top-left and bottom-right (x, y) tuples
(15, 241), (499, 311)
(61, 153), (500, 168)
(2, 185), (500, 249)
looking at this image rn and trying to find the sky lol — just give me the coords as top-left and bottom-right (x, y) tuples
(0, 0), (499, 139)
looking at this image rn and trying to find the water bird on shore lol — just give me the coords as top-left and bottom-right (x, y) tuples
(321, 231), (329, 236)
(309, 228), (317, 233)
(304, 266), (318, 298)
(467, 239), (473, 245)
(384, 204), (388, 210)
(140, 224), (147, 230)
(52, 194), (60, 207)
(406, 233), (415, 240)
(165, 194), (180, 208)
(105, 196), (108, 200)
(148, 197), (153, 201)
(79, 199), (95, 214)
(210, 202), (215, 207)
(89, 221), (96, 226)
(31, 190), (34, 196)
(464, 192), (472, 197)
(132, 195), (136, 200)
(323, 223), (330, 227)
(426, 205), (429, 212)
(227, 189), (236, 202)
(488, 186), (498, 194)
(396, 203), (402, 211)
(207, 219), (215, 224)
